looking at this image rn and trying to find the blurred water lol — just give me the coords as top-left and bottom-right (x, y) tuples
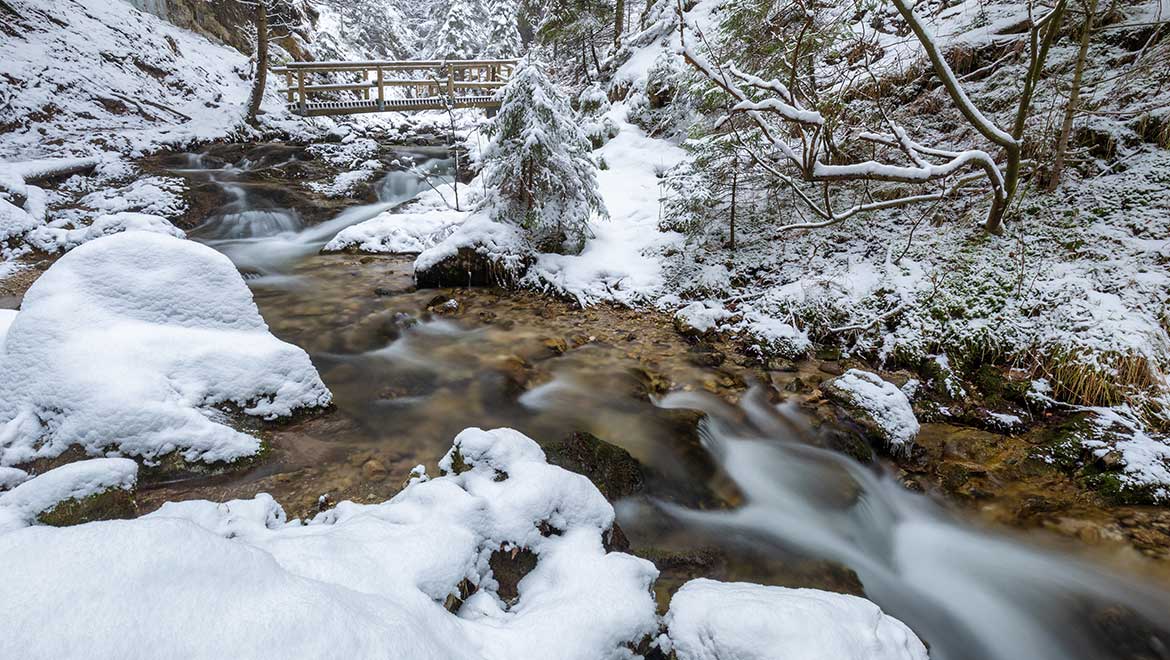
(181, 153), (453, 275)
(628, 386), (1170, 660)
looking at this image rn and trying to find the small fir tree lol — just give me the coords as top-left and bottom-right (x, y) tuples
(429, 0), (487, 60)
(480, 59), (608, 254)
(481, 0), (524, 58)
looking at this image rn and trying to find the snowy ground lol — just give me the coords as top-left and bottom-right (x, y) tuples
(521, 103), (687, 307)
(0, 427), (927, 660)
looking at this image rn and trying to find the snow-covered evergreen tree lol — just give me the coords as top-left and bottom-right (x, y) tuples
(428, 0), (486, 60)
(480, 58), (607, 254)
(481, 0), (523, 58)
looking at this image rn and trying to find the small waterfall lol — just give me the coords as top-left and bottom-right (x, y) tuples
(182, 154), (454, 276)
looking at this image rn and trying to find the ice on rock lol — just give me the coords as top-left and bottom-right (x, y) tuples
(664, 579), (929, 660)
(0, 232), (331, 466)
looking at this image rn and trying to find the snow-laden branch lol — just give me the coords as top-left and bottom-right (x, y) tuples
(888, 0), (1016, 149)
(674, 1), (1007, 232)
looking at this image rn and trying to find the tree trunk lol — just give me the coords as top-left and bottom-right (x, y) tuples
(1048, 0), (1097, 191)
(246, 0), (268, 124)
(729, 166), (737, 252)
(614, 0), (625, 50)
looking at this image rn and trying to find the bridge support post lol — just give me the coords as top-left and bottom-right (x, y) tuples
(297, 70), (306, 115)
(376, 66), (385, 111)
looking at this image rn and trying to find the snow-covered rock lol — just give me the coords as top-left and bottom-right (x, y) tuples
(325, 208), (464, 254)
(0, 467), (29, 492)
(674, 300), (731, 336)
(0, 309), (16, 353)
(415, 215), (532, 288)
(824, 369), (921, 450)
(0, 428), (660, 660)
(663, 579), (929, 660)
(25, 212), (185, 252)
(0, 232), (331, 466)
(0, 458), (137, 533)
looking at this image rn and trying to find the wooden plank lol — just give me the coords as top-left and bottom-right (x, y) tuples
(279, 81), (378, 94)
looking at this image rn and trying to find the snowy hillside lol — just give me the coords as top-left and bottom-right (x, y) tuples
(0, 0), (261, 160)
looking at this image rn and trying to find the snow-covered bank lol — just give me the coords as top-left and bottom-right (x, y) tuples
(0, 0), (258, 160)
(0, 427), (927, 660)
(0, 232), (331, 466)
(523, 104), (686, 307)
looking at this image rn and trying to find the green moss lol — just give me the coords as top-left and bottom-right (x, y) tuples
(37, 488), (137, 527)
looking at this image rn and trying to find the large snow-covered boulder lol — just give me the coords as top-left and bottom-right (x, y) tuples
(663, 579), (929, 660)
(824, 369), (921, 451)
(0, 428), (660, 660)
(0, 232), (331, 467)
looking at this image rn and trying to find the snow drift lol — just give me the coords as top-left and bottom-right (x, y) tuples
(0, 232), (331, 466)
(0, 427), (928, 660)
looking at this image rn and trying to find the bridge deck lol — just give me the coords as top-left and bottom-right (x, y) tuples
(292, 96), (501, 117)
(273, 59), (517, 117)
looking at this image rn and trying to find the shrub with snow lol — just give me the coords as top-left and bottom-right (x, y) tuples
(0, 232), (331, 467)
(480, 58), (607, 254)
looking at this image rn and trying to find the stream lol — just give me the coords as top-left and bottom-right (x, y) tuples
(165, 145), (1170, 660)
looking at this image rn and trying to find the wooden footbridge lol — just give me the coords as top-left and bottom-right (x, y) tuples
(272, 59), (519, 117)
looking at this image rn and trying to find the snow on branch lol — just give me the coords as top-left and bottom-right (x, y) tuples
(673, 0), (1007, 232)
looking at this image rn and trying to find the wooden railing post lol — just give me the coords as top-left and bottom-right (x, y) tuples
(446, 62), (454, 99)
(297, 70), (306, 114)
(376, 66), (385, 110)
(284, 69), (294, 104)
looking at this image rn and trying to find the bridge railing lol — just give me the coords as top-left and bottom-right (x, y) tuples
(270, 59), (519, 116)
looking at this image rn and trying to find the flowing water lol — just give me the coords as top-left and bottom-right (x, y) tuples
(166, 145), (1170, 660)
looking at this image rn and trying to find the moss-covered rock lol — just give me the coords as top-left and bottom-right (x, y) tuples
(37, 487), (137, 527)
(543, 431), (646, 501)
(415, 247), (531, 289)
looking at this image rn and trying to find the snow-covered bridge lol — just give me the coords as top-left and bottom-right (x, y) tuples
(272, 59), (519, 117)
